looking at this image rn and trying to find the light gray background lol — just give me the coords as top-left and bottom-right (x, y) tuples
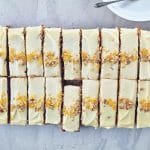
(0, 0), (150, 150)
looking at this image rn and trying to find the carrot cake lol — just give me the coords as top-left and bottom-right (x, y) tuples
(43, 28), (61, 77)
(26, 26), (43, 76)
(0, 77), (8, 124)
(120, 28), (138, 79)
(118, 79), (137, 128)
(82, 80), (99, 128)
(137, 81), (150, 128)
(10, 78), (27, 125)
(62, 29), (81, 80)
(100, 79), (118, 128)
(0, 27), (7, 76)
(8, 28), (26, 76)
(81, 29), (100, 80)
(28, 77), (45, 125)
(101, 28), (119, 79)
(45, 77), (62, 124)
(62, 85), (81, 132)
(139, 30), (150, 80)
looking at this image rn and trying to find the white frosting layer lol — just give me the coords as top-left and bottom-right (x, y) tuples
(120, 28), (138, 79)
(0, 27), (7, 76)
(118, 79), (137, 128)
(0, 78), (7, 124)
(82, 80), (99, 128)
(63, 85), (80, 132)
(140, 30), (150, 80)
(137, 81), (150, 128)
(62, 29), (80, 80)
(101, 28), (119, 79)
(82, 29), (100, 80)
(10, 78), (27, 125)
(45, 77), (62, 124)
(44, 28), (61, 77)
(100, 79), (118, 128)
(8, 28), (26, 76)
(26, 26), (43, 76)
(28, 77), (45, 125)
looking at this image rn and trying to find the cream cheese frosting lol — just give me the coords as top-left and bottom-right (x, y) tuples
(81, 29), (100, 80)
(26, 26), (43, 76)
(140, 30), (150, 80)
(100, 79), (118, 128)
(101, 28), (119, 79)
(8, 28), (26, 76)
(82, 80), (99, 128)
(10, 78), (27, 125)
(44, 28), (61, 77)
(45, 77), (62, 124)
(62, 29), (81, 80)
(0, 77), (8, 124)
(137, 81), (150, 128)
(120, 28), (138, 80)
(118, 79), (137, 128)
(0, 27), (7, 76)
(28, 77), (45, 125)
(62, 85), (81, 132)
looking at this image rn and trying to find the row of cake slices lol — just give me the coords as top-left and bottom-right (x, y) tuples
(0, 77), (149, 132)
(0, 26), (149, 80)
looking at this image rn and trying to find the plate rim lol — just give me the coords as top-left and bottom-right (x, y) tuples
(102, 0), (150, 22)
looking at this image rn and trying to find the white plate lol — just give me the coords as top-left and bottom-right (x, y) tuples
(103, 0), (150, 21)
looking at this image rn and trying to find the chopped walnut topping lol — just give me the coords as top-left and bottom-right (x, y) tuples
(119, 98), (134, 110)
(120, 52), (137, 65)
(140, 100), (150, 112)
(0, 51), (6, 59)
(83, 97), (98, 111)
(103, 51), (119, 64)
(29, 97), (44, 112)
(62, 50), (79, 63)
(46, 92), (62, 110)
(63, 101), (80, 117)
(82, 48), (100, 65)
(0, 94), (7, 113)
(9, 48), (26, 65)
(11, 95), (27, 112)
(27, 51), (43, 65)
(44, 52), (59, 67)
(140, 48), (150, 62)
(103, 98), (116, 110)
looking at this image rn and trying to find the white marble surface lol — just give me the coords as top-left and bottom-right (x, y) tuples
(0, 0), (150, 150)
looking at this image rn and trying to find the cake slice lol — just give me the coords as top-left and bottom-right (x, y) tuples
(0, 77), (8, 124)
(10, 78), (27, 125)
(82, 80), (99, 128)
(101, 28), (119, 79)
(43, 28), (61, 77)
(120, 28), (138, 79)
(99, 79), (118, 128)
(137, 81), (150, 128)
(0, 27), (7, 76)
(28, 77), (45, 125)
(26, 26), (43, 76)
(118, 79), (137, 128)
(45, 77), (62, 124)
(139, 30), (150, 80)
(8, 28), (26, 76)
(81, 29), (100, 80)
(62, 85), (81, 132)
(62, 29), (81, 80)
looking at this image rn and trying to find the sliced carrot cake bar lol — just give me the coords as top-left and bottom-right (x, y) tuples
(43, 28), (61, 77)
(45, 77), (62, 124)
(81, 29), (100, 80)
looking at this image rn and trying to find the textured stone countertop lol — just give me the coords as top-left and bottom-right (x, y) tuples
(0, 0), (150, 150)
